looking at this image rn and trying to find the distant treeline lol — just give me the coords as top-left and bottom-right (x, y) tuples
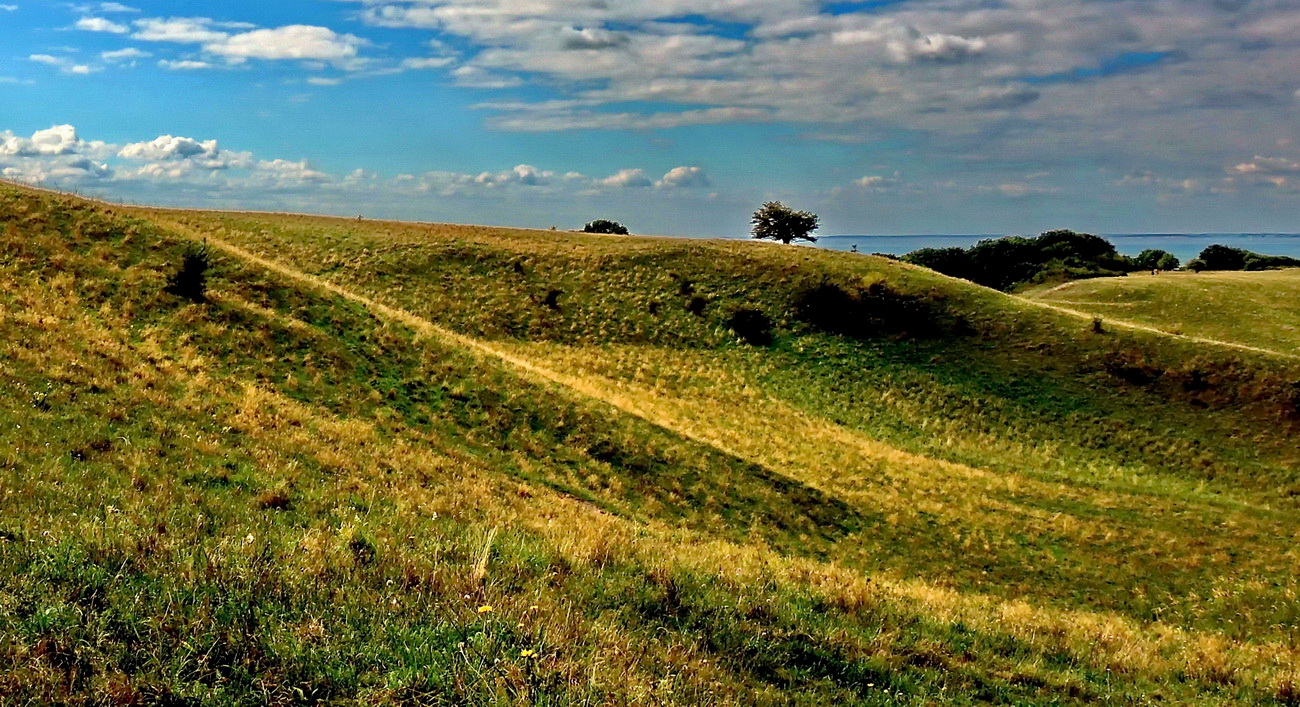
(902, 230), (1300, 291)
(1186, 244), (1300, 273)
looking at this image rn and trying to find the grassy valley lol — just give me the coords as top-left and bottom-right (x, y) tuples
(3, 182), (1300, 704)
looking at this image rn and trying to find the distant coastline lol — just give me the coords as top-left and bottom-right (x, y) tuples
(815, 233), (1300, 263)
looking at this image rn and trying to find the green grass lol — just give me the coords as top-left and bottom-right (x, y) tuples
(1029, 269), (1300, 355)
(3, 183), (1300, 704)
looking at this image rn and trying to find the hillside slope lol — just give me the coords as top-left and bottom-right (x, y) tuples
(3, 183), (1300, 704)
(1031, 270), (1300, 355)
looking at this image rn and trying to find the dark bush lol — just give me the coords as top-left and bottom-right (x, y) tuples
(794, 280), (944, 339)
(1195, 244), (1248, 271)
(903, 229), (1137, 291)
(165, 243), (212, 303)
(1190, 244), (1300, 272)
(583, 219), (629, 235)
(904, 247), (974, 282)
(686, 296), (707, 316)
(727, 308), (774, 346)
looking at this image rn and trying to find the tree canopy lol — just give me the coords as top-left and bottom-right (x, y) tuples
(750, 202), (819, 244)
(1187, 244), (1300, 272)
(1133, 249), (1180, 271)
(903, 230), (1137, 291)
(583, 219), (629, 235)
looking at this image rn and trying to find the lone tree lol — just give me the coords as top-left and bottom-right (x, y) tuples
(583, 219), (629, 235)
(751, 202), (819, 244)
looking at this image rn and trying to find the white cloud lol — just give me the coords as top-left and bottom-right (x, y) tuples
(27, 54), (98, 75)
(0, 125), (114, 184)
(656, 166), (710, 189)
(0, 4), (17, 10)
(600, 168), (653, 188)
(253, 159), (331, 185)
(474, 164), (555, 187)
(75, 16), (129, 34)
(1, 125), (81, 156)
(158, 59), (214, 71)
(127, 17), (369, 68)
(1230, 156), (1300, 175)
(4, 124), (732, 210)
(101, 47), (149, 61)
(132, 17), (230, 44)
(72, 2), (137, 12)
(207, 25), (365, 64)
(401, 56), (455, 70)
(118, 135), (252, 169)
(450, 66), (523, 88)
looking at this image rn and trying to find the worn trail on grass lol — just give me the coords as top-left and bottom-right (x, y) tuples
(1016, 294), (1300, 360)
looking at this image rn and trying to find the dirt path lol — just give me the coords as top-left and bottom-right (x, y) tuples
(151, 215), (801, 476)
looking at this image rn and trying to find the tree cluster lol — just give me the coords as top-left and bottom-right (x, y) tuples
(1186, 244), (1300, 272)
(903, 230), (1144, 291)
(583, 219), (629, 235)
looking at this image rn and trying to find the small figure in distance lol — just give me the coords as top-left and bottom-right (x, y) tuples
(851, 244), (859, 253)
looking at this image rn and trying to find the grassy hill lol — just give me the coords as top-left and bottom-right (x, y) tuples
(1030, 270), (1300, 356)
(3, 182), (1300, 704)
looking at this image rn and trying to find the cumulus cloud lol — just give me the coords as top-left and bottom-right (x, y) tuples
(75, 16), (129, 33)
(400, 56), (455, 70)
(600, 168), (653, 188)
(0, 125), (108, 157)
(29, 54), (97, 75)
(0, 126), (113, 184)
(1230, 156), (1300, 175)
(101, 47), (149, 62)
(1225, 154), (1300, 191)
(158, 59), (213, 70)
(253, 159), (331, 186)
(128, 17), (367, 67)
(206, 25), (365, 63)
(118, 135), (252, 169)
(73, 2), (137, 13)
(656, 166), (710, 189)
(132, 17), (228, 44)
(474, 164), (555, 187)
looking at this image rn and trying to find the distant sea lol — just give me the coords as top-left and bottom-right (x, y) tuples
(814, 234), (1300, 264)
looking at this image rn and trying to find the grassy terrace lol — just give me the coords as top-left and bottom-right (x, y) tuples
(3, 183), (1300, 704)
(1030, 270), (1300, 356)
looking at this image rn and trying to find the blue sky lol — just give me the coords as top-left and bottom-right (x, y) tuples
(1, 0), (1298, 236)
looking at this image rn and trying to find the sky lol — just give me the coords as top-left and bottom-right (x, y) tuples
(1, 0), (1298, 237)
